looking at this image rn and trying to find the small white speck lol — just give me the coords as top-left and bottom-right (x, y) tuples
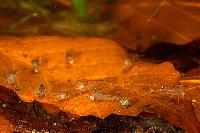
(57, 92), (67, 101)
(31, 130), (36, 133)
(89, 96), (95, 101)
(134, 73), (138, 75)
(33, 68), (39, 73)
(52, 123), (57, 126)
(2, 103), (7, 108)
(192, 99), (196, 103)
(76, 81), (85, 90)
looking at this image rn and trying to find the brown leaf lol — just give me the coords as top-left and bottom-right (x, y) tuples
(0, 36), (199, 132)
(181, 68), (200, 123)
(112, 1), (200, 52)
(0, 111), (15, 133)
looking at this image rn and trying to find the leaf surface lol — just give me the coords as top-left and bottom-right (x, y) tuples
(112, 1), (200, 52)
(0, 36), (199, 132)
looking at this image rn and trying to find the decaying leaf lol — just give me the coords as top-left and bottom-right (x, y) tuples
(0, 36), (199, 132)
(112, 1), (200, 52)
(0, 112), (15, 133)
(180, 69), (200, 123)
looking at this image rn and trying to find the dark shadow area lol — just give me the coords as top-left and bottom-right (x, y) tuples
(143, 40), (200, 72)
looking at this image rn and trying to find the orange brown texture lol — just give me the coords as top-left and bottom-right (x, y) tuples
(0, 36), (199, 132)
(181, 69), (200, 124)
(0, 112), (15, 133)
(111, 0), (200, 52)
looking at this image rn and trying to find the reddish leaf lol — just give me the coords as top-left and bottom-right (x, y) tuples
(0, 36), (199, 132)
(181, 68), (200, 123)
(0, 110), (15, 132)
(112, 1), (200, 52)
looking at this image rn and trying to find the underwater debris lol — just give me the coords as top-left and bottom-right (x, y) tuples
(150, 85), (186, 97)
(66, 50), (74, 64)
(6, 71), (16, 84)
(192, 99), (196, 103)
(123, 58), (133, 70)
(37, 84), (46, 98)
(119, 99), (132, 108)
(31, 58), (40, 74)
(56, 92), (68, 102)
(75, 80), (86, 91)
(89, 89), (116, 101)
(9, 12), (38, 31)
